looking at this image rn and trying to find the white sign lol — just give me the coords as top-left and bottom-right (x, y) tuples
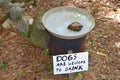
(53, 52), (88, 75)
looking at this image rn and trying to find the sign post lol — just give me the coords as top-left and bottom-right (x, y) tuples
(68, 50), (74, 80)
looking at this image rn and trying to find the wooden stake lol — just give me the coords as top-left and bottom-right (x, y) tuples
(68, 50), (73, 80)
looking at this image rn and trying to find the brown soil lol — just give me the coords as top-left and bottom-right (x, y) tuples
(0, 0), (120, 80)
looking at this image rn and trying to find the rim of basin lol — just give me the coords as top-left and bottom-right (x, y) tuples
(42, 6), (95, 39)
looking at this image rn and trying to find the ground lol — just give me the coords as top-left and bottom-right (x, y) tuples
(0, 0), (120, 80)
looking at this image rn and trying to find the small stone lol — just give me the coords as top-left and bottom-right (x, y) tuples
(116, 52), (120, 56)
(2, 18), (16, 29)
(9, 6), (24, 20)
(29, 18), (33, 25)
(17, 16), (30, 33)
(115, 42), (120, 48)
(29, 5), (33, 9)
(97, 43), (102, 47)
(8, 2), (25, 20)
(6, 32), (17, 39)
(68, 22), (83, 31)
(17, 16), (33, 35)
(96, 52), (107, 57)
(103, 35), (108, 38)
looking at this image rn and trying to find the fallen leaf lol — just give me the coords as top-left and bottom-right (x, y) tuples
(96, 52), (107, 57)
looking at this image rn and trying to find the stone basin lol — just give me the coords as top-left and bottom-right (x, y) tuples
(41, 6), (95, 55)
(42, 6), (95, 39)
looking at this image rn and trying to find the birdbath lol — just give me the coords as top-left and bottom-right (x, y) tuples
(42, 6), (95, 79)
(42, 6), (95, 55)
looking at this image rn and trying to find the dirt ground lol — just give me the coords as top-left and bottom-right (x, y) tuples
(0, 0), (120, 80)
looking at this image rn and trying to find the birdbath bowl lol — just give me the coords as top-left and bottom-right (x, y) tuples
(42, 6), (95, 55)
(42, 6), (95, 39)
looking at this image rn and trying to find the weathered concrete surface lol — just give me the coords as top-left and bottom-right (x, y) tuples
(30, 9), (49, 48)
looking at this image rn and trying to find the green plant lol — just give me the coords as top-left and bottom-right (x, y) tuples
(91, 35), (98, 46)
(93, 60), (98, 64)
(35, 67), (40, 73)
(26, 0), (34, 6)
(21, 32), (29, 37)
(19, 69), (24, 77)
(71, 78), (76, 80)
(43, 48), (48, 56)
(101, 65), (107, 71)
(86, 48), (93, 53)
(0, 63), (9, 69)
(20, 42), (27, 47)
(47, 64), (53, 70)
(20, 41), (31, 46)
(50, 56), (53, 59)
(77, 72), (82, 77)
(43, 64), (53, 70)
(100, 74), (106, 80)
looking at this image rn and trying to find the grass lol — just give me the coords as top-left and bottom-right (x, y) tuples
(43, 48), (48, 56)
(86, 48), (93, 53)
(71, 78), (76, 80)
(77, 72), (82, 77)
(21, 32), (29, 37)
(101, 65), (107, 71)
(26, 0), (34, 6)
(47, 64), (53, 70)
(100, 74), (106, 80)
(19, 69), (24, 77)
(69, 72), (82, 80)
(20, 40), (31, 47)
(106, 59), (113, 64)
(43, 64), (53, 70)
(0, 63), (9, 69)
(35, 67), (41, 73)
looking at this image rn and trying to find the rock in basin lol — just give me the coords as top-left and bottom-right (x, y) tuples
(68, 22), (83, 31)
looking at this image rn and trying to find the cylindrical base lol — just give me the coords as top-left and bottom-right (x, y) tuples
(48, 35), (86, 55)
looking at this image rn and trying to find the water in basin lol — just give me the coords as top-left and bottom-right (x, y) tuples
(44, 10), (93, 36)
